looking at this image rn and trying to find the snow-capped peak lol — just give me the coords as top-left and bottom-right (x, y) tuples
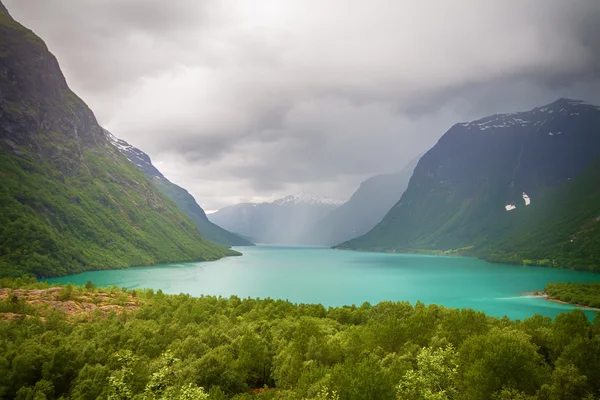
(458, 98), (599, 132)
(273, 193), (344, 207)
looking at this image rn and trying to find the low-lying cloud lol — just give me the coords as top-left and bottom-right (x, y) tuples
(6, 0), (600, 210)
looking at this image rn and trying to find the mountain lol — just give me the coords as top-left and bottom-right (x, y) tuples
(0, 3), (237, 278)
(475, 156), (600, 271)
(208, 193), (344, 244)
(308, 157), (420, 245)
(339, 99), (600, 269)
(105, 131), (254, 247)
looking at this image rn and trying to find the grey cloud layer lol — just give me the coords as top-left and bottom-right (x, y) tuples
(6, 0), (600, 210)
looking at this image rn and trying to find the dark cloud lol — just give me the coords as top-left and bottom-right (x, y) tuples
(5, 0), (600, 210)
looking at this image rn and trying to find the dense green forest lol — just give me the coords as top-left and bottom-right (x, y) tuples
(1, 278), (599, 400)
(544, 282), (600, 309)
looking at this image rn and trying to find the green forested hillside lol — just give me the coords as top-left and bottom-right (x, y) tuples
(105, 131), (254, 247)
(544, 282), (600, 309)
(153, 178), (254, 247)
(474, 158), (600, 271)
(1, 279), (599, 400)
(0, 152), (237, 278)
(0, 3), (236, 278)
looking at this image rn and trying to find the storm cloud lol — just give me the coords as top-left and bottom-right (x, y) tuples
(6, 0), (600, 210)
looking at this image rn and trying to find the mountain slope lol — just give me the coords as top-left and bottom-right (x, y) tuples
(209, 193), (343, 244)
(0, 3), (237, 278)
(309, 157), (419, 245)
(105, 131), (254, 247)
(339, 99), (600, 265)
(473, 156), (600, 271)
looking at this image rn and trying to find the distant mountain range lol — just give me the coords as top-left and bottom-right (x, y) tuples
(209, 157), (420, 247)
(339, 98), (600, 271)
(0, 4), (237, 278)
(308, 157), (419, 245)
(105, 131), (253, 247)
(208, 193), (343, 244)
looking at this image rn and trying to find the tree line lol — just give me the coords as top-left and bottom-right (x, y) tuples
(0, 278), (599, 399)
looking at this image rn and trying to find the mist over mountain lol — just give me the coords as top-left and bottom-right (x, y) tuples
(308, 157), (420, 246)
(4, 1), (600, 398)
(208, 193), (343, 245)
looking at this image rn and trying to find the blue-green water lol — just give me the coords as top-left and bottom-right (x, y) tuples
(47, 246), (600, 320)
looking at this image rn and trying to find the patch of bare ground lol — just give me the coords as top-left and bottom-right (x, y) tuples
(0, 312), (33, 321)
(0, 286), (140, 320)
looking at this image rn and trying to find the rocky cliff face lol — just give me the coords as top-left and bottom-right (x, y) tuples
(0, 2), (236, 278)
(340, 99), (600, 253)
(0, 6), (105, 170)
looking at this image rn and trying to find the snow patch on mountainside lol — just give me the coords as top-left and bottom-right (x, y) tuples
(504, 193), (531, 212)
(104, 130), (157, 174)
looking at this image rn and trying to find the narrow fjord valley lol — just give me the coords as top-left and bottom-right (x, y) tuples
(2, 1), (600, 400)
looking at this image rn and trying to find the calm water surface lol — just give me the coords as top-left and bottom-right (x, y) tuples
(47, 246), (600, 320)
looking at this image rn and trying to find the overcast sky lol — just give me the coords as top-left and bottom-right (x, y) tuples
(6, 0), (600, 211)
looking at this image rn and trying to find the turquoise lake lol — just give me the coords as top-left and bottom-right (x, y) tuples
(47, 246), (600, 320)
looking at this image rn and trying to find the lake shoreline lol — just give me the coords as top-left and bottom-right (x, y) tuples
(523, 292), (600, 312)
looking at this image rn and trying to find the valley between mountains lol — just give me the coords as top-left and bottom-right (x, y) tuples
(2, 2), (600, 400)
(1, 0), (600, 277)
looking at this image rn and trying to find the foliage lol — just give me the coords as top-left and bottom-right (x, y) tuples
(1, 280), (600, 399)
(544, 282), (600, 309)
(396, 345), (458, 400)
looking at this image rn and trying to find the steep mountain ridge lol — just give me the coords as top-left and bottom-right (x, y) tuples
(0, 3), (236, 278)
(209, 193), (342, 244)
(105, 131), (253, 247)
(308, 157), (420, 245)
(339, 99), (600, 261)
